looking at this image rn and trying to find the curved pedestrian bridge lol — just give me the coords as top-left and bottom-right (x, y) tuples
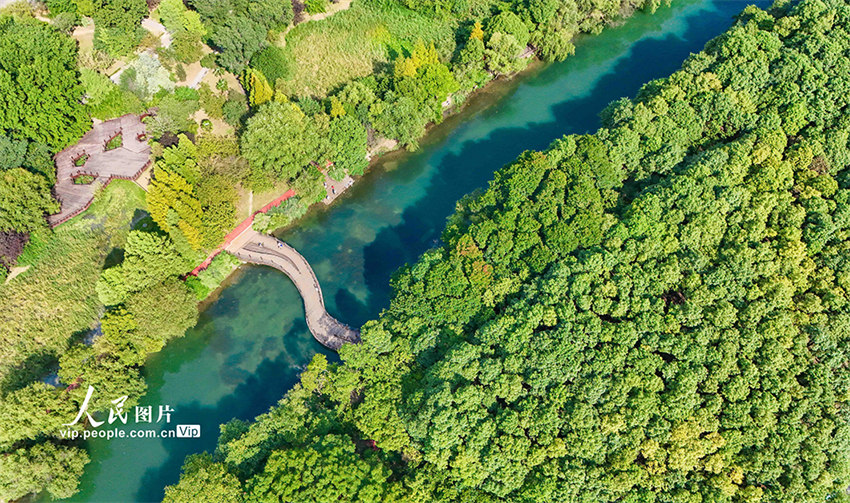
(226, 230), (360, 350)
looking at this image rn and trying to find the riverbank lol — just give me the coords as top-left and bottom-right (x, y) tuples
(179, 0), (670, 306)
(191, 57), (549, 304)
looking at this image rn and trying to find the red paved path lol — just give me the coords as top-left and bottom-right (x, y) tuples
(190, 189), (295, 275)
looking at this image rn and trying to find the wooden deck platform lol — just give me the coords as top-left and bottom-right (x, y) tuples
(322, 172), (354, 205)
(49, 114), (151, 226)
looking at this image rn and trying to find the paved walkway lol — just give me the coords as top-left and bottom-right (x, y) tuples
(141, 18), (172, 49)
(49, 114), (151, 226)
(226, 229), (360, 350)
(322, 172), (354, 205)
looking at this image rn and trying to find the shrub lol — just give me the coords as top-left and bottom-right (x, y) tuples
(222, 91), (249, 127)
(200, 52), (217, 69)
(249, 45), (292, 86)
(296, 96), (323, 116)
(73, 174), (96, 184)
(105, 134), (122, 150)
(120, 53), (175, 100)
(188, 252), (241, 299)
(174, 86), (201, 102)
(305, 0), (326, 14)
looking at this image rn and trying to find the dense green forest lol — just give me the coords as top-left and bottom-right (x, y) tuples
(162, 1), (850, 501)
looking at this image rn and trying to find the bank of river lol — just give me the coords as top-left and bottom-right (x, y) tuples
(64, 1), (767, 500)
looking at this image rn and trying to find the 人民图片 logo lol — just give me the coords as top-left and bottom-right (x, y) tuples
(59, 386), (192, 441)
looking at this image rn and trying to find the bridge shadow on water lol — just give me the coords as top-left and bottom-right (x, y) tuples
(333, 2), (749, 328)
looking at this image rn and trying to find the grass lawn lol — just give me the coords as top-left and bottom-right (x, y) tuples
(0, 180), (146, 390)
(278, 0), (457, 96)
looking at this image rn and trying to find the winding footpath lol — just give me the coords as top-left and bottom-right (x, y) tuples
(225, 229), (360, 350)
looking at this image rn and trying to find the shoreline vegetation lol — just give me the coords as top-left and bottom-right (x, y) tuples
(164, 1), (850, 501)
(0, 0), (675, 499)
(194, 57), (549, 308)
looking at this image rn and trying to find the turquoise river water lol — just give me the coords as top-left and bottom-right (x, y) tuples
(65, 1), (768, 500)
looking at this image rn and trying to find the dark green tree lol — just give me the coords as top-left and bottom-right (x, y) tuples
(211, 17), (268, 73)
(91, 0), (147, 56)
(0, 16), (87, 150)
(328, 115), (369, 177)
(0, 168), (58, 233)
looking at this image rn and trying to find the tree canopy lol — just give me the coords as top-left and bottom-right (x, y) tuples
(91, 0), (147, 56)
(0, 15), (87, 150)
(0, 168), (58, 233)
(240, 100), (320, 184)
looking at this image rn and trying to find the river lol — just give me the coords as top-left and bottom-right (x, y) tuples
(64, 1), (766, 500)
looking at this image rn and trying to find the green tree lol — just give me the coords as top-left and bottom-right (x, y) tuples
(58, 347), (147, 411)
(163, 453), (245, 503)
(371, 95), (427, 150)
(337, 80), (376, 121)
(241, 100), (319, 183)
(144, 93), (199, 139)
(145, 137), (206, 254)
(241, 67), (273, 107)
(328, 115), (368, 177)
(96, 230), (191, 305)
(453, 37), (488, 88)
(222, 90), (249, 127)
(0, 382), (78, 449)
(394, 60), (459, 123)
(159, 0), (206, 36)
(0, 168), (58, 233)
(484, 32), (527, 75)
(120, 53), (176, 101)
(81, 68), (145, 120)
(211, 16), (267, 73)
(196, 173), (237, 248)
(249, 45), (291, 86)
(247, 435), (393, 503)
(0, 442), (89, 501)
(486, 11), (530, 48)
(0, 135), (26, 170)
(0, 15), (88, 150)
(91, 0), (146, 56)
(97, 279), (197, 364)
(245, 0), (293, 30)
